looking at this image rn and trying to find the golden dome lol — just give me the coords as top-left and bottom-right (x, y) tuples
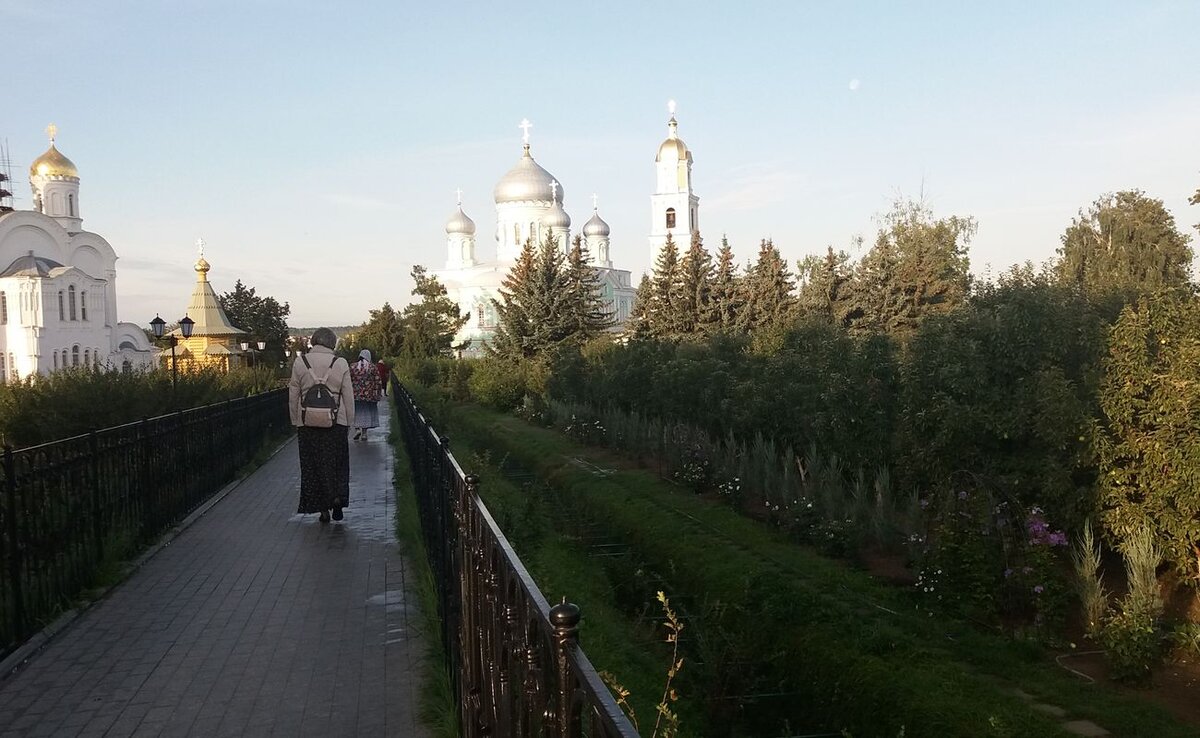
(655, 117), (691, 163)
(195, 257), (211, 276)
(30, 144), (79, 179)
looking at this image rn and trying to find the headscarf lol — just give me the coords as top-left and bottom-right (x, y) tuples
(357, 349), (372, 369)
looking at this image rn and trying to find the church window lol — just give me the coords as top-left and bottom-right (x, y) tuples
(71, 345), (79, 366)
(84, 348), (90, 365)
(68, 194), (76, 217)
(81, 292), (87, 321)
(0, 354), (6, 383)
(53, 352), (58, 370)
(61, 350), (67, 368)
(0, 292), (6, 325)
(58, 291), (64, 321)
(122, 359), (132, 374)
(514, 223), (520, 245)
(51, 192), (61, 213)
(68, 286), (77, 321)
(8, 354), (15, 381)
(665, 208), (676, 229)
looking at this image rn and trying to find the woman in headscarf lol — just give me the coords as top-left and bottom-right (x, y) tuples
(288, 328), (354, 522)
(349, 348), (383, 441)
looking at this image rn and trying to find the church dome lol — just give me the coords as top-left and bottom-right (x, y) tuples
(582, 210), (610, 237)
(655, 116), (692, 163)
(30, 144), (79, 179)
(542, 200), (571, 229)
(494, 146), (563, 204)
(445, 206), (476, 235)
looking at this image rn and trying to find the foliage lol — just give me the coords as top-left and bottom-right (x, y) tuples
(1071, 519), (1110, 639)
(675, 232), (716, 337)
(219, 279), (292, 365)
(1096, 290), (1200, 582)
(0, 365), (280, 448)
(1056, 190), (1194, 303)
(564, 236), (616, 341)
(647, 233), (683, 338)
(736, 238), (797, 332)
(466, 357), (529, 411)
(797, 245), (855, 326)
(1168, 622), (1200, 660)
(399, 266), (468, 359)
(709, 236), (742, 333)
(1101, 529), (1165, 683)
(346, 301), (405, 360)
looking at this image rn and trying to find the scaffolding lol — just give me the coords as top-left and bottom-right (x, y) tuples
(0, 139), (14, 213)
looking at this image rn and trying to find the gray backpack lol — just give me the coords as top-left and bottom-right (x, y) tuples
(300, 354), (343, 428)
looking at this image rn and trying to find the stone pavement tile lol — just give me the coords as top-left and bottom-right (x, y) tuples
(0, 400), (431, 737)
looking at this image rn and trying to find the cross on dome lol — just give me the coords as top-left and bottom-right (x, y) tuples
(45, 123), (58, 144)
(196, 237), (206, 257)
(455, 187), (463, 205)
(592, 193), (599, 210)
(518, 118), (532, 145)
(667, 99), (677, 116)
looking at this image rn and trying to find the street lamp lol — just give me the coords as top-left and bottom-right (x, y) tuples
(239, 339), (266, 368)
(150, 313), (194, 388)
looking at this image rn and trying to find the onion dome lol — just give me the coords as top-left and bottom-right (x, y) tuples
(583, 210), (610, 237)
(541, 200), (571, 229)
(494, 145), (563, 204)
(445, 205), (476, 235)
(30, 124), (79, 179)
(655, 116), (692, 163)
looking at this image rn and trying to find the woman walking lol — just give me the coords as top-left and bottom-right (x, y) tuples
(350, 349), (382, 441)
(288, 328), (354, 523)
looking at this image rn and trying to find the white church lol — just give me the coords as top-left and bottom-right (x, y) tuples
(0, 126), (155, 380)
(434, 105), (700, 353)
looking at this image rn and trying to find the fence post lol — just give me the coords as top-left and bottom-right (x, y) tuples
(89, 430), (103, 563)
(3, 445), (25, 640)
(550, 599), (581, 738)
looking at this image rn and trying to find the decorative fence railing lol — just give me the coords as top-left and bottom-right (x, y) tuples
(0, 388), (290, 661)
(393, 378), (639, 738)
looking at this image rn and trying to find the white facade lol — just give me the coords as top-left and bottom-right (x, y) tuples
(649, 106), (700, 254)
(434, 127), (637, 355)
(0, 129), (155, 379)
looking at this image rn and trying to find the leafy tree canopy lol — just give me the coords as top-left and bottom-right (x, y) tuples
(219, 280), (292, 364)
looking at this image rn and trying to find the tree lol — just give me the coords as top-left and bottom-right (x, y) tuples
(219, 280), (291, 365)
(737, 239), (797, 332)
(648, 233), (684, 338)
(564, 236), (615, 342)
(709, 236), (742, 333)
(354, 302), (405, 359)
(844, 199), (974, 336)
(797, 245), (855, 326)
(1055, 190), (1193, 300)
(1096, 290), (1200, 584)
(399, 266), (468, 359)
(489, 238), (540, 359)
(676, 231), (715, 337)
(627, 274), (653, 339)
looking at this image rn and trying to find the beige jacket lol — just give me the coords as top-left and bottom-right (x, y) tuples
(288, 345), (355, 427)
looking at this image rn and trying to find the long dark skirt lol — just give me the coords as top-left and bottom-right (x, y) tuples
(297, 425), (350, 514)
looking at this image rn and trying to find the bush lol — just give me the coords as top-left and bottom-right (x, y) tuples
(467, 357), (529, 411)
(1101, 529), (1164, 682)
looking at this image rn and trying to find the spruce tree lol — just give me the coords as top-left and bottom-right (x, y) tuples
(649, 233), (683, 338)
(564, 235), (615, 342)
(738, 238), (797, 332)
(399, 266), (468, 358)
(676, 231), (715, 337)
(628, 274), (653, 339)
(797, 246), (854, 326)
(489, 238), (538, 359)
(710, 235), (742, 333)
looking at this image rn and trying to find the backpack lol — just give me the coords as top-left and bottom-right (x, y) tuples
(300, 353), (343, 428)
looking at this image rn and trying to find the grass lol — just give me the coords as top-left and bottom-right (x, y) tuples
(389, 421), (460, 738)
(412, 387), (1199, 738)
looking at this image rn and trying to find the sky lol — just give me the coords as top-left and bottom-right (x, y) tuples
(3, 0), (1199, 327)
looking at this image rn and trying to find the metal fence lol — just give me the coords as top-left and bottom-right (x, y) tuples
(0, 388), (290, 660)
(393, 379), (639, 738)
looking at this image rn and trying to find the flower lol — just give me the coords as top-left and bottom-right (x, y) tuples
(1004, 568), (1013, 578)
(1033, 585), (1045, 594)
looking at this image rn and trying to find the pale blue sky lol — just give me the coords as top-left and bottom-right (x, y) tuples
(3, 0), (1198, 326)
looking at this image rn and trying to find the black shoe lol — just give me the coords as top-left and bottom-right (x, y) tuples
(331, 506), (344, 521)
(318, 510), (331, 523)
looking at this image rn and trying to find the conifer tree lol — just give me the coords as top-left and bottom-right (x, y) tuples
(488, 238), (538, 359)
(399, 266), (468, 358)
(738, 238), (797, 332)
(797, 246), (855, 326)
(649, 233), (683, 338)
(564, 235), (615, 341)
(676, 231), (715, 337)
(709, 235), (742, 333)
(628, 274), (653, 339)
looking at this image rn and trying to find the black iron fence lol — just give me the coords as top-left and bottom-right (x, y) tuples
(0, 388), (290, 660)
(393, 378), (639, 738)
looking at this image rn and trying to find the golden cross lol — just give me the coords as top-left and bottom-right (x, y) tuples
(45, 123), (58, 143)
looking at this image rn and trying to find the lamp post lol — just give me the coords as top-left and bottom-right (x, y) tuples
(239, 339), (266, 368)
(150, 313), (195, 388)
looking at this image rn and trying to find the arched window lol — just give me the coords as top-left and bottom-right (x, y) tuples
(53, 352), (58, 370)
(81, 292), (87, 321)
(665, 208), (676, 229)
(0, 291), (6, 325)
(51, 192), (61, 213)
(68, 286), (77, 321)
(71, 345), (79, 366)
(121, 359), (132, 374)
(94, 348), (101, 367)
(83, 348), (90, 365)
(68, 194), (76, 217)
(58, 291), (64, 321)
(0, 354), (6, 383)
(61, 350), (67, 368)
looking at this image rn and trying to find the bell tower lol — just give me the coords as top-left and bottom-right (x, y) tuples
(649, 101), (699, 255)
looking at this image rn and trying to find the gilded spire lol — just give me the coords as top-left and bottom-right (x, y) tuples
(45, 123), (58, 144)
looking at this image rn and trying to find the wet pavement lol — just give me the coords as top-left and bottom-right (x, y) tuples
(0, 397), (429, 737)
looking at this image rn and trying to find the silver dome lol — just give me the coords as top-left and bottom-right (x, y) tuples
(582, 210), (610, 237)
(542, 201), (571, 229)
(493, 146), (563, 204)
(445, 206), (476, 235)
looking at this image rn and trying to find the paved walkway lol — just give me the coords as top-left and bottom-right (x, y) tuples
(0, 398), (430, 737)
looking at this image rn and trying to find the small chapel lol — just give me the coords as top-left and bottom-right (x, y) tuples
(0, 126), (155, 379)
(160, 242), (248, 372)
